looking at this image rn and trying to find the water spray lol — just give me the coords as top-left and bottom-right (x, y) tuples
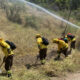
(21, 0), (80, 29)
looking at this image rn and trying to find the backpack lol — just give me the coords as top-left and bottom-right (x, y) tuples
(42, 37), (49, 45)
(59, 38), (68, 43)
(68, 35), (75, 39)
(63, 38), (68, 43)
(5, 40), (16, 50)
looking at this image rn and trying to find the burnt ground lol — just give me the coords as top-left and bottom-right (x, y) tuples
(13, 49), (57, 68)
(14, 48), (71, 68)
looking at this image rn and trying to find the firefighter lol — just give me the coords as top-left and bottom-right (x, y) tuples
(36, 34), (49, 64)
(53, 38), (68, 60)
(0, 38), (14, 77)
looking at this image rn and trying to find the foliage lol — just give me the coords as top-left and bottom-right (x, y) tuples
(0, 0), (25, 24)
(27, 0), (80, 10)
(25, 16), (38, 29)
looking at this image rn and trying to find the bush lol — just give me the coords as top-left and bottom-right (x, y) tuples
(0, 0), (26, 24)
(25, 16), (39, 29)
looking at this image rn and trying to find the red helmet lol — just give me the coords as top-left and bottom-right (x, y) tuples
(67, 33), (72, 35)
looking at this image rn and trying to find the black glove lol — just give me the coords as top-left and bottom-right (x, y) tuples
(37, 54), (40, 60)
(3, 56), (6, 62)
(38, 45), (40, 49)
(7, 48), (11, 54)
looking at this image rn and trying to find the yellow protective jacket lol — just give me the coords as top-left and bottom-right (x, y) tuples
(68, 37), (76, 42)
(0, 40), (14, 57)
(53, 39), (68, 51)
(65, 34), (76, 42)
(37, 37), (47, 49)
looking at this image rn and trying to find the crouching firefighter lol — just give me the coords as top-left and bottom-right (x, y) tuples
(53, 38), (68, 60)
(36, 34), (49, 64)
(0, 38), (16, 77)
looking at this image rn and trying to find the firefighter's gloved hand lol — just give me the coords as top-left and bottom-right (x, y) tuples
(38, 45), (40, 49)
(37, 55), (40, 60)
(3, 56), (6, 62)
(57, 50), (61, 53)
(7, 48), (11, 54)
(60, 48), (63, 51)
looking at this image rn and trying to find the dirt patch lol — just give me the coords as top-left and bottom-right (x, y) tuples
(13, 49), (57, 67)
(51, 72), (80, 80)
(65, 72), (80, 80)
(13, 48), (70, 67)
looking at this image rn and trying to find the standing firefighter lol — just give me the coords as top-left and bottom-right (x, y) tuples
(53, 38), (68, 60)
(0, 38), (16, 77)
(67, 33), (76, 52)
(36, 34), (49, 64)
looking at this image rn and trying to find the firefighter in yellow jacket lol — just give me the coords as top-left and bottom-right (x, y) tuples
(53, 38), (68, 60)
(36, 34), (48, 64)
(67, 33), (76, 52)
(0, 38), (14, 77)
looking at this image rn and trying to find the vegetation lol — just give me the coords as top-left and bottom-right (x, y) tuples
(27, 0), (80, 22)
(27, 0), (80, 34)
(0, 0), (25, 24)
(0, 0), (80, 80)
(27, 0), (80, 10)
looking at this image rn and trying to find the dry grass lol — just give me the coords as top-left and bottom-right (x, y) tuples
(0, 2), (80, 80)
(38, 50), (80, 77)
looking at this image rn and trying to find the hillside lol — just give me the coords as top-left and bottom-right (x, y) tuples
(0, 0), (80, 80)
(27, 0), (80, 26)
